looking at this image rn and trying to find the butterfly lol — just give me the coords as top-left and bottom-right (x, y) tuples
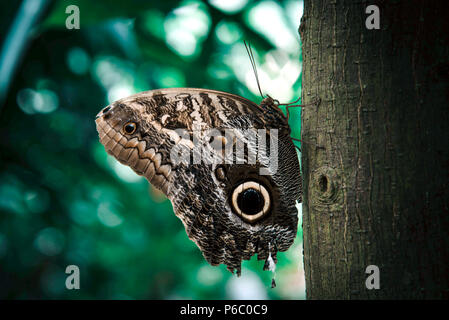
(95, 43), (310, 277)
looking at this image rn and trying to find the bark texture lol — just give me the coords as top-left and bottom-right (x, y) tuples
(300, 0), (449, 299)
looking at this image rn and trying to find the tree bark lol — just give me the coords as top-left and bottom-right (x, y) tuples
(300, 0), (449, 299)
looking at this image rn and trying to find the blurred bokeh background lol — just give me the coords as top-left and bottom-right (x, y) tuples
(0, 0), (305, 299)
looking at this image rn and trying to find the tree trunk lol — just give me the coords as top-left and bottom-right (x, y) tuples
(300, 0), (449, 299)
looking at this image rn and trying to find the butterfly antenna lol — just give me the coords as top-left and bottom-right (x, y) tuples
(244, 40), (264, 99)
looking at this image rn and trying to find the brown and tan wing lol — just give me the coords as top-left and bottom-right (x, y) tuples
(95, 88), (300, 275)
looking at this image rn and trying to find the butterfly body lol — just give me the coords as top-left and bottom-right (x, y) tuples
(95, 88), (301, 275)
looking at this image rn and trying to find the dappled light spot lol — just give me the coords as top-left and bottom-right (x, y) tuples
(109, 19), (140, 60)
(121, 224), (148, 247)
(17, 88), (59, 114)
(143, 10), (166, 40)
(23, 188), (50, 214)
(153, 66), (186, 88)
(207, 64), (232, 80)
(92, 56), (136, 89)
(222, 44), (300, 102)
(34, 227), (65, 256)
(97, 202), (123, 227)
(209, 0), (248, 14)
(259, 50), (301, 102)
(164, 1), (211, 58)
(0, 174), (27, 215)
(246, 1), (299, 54)
(69, 201), (98, 226)
(92, 56), (139, 104)
(108, 156), (144, 183)
(0, 186), (25, 215)
(107, 84), (134, 104)
(196, 264), (223, 286)
(215, 20), (242, 44)
(223, 43), (255, 90)
(167, 29), (197, 57)
(285, 0), (304, 31)
(66, 47), (90, 75)
(226, 269), (268, 299)
(277, 266), (306, 299)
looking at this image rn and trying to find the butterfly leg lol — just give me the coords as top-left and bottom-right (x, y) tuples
(286, 97), (321, 121)
(291, 137), (324, 152)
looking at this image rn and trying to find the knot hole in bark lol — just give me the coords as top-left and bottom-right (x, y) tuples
(309, 166), (344, 212)
(318, 174), (328, 192)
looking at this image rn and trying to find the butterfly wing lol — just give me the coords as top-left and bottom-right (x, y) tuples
(95, 88), (301, 275)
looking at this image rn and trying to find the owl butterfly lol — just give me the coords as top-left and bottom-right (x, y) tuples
(95, 44), (305, 279)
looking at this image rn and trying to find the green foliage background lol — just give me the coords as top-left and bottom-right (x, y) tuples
(0, 0), (304, 299)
